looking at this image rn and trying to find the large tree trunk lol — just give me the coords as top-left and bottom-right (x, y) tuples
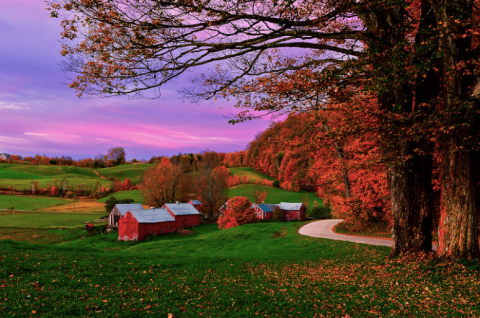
(388, 141), (433, 255)
(356, 1), (435, 256)
(438, 140), (479, 259)
(433, 0), (480, 259)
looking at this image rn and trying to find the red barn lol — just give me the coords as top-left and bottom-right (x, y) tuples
(118, 208), (176, 241)
(163, 202), (201, 228)
(278, 202), (305, 220)
(253, 203), (277, 219)
(188, 199), (202, 212)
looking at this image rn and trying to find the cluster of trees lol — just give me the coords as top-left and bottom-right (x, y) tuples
(2, 147), (130, 168)
(53, 0), (480, 259)
(141, 151), (230, 219)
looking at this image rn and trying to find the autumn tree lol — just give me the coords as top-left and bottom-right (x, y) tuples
(51, 0), (480, 259)
(107, 147), (126, 166)
(195, 158), (229, 219)
(253, 186), (268, 204)
(218, 196), (257, 229)
(141, 157), (192, 207)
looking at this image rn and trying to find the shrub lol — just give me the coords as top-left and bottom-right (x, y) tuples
(272, 206), (284, 220)
(272, 179), (280, 188)
(310, 201), (333, 219)
(105, 196), (134, 212)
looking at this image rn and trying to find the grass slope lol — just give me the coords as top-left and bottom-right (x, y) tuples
(0, 212), (106, 228)
(0, 164), (110, 190)
(229, 167), (274, 182)
(1, 223), (479, 317)
(229, 184), (322, 213)
(97, 190), (145, 204)
(96, 164), (153, 184)
(0, 195), (71, 211)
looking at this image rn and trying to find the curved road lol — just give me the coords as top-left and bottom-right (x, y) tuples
(298, 219), (393, 247)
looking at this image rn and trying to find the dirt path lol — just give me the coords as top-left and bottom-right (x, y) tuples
(299, 219), (394, 247)
(299, 219), (438, 250)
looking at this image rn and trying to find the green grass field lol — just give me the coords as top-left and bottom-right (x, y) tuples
(229, 184), (322, 213)
(1, 222), (479, 317)
(0, 195), (71, 211)
(0, 164), (110, 191)
(96, 164), (153, 184)
(229, 167), (275, 182)
(97, 190), (145, 204)
(0, 212), (106, 228)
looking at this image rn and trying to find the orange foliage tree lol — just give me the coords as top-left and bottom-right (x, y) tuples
(218, 196), (257, 229)
(141, 157), (192, 207)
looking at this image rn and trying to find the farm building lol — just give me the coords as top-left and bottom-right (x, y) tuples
(118, 208), (176, 241)
(163, 202), (201, 228)
(278, 202), (305, 220)
(189, 199), (202, 211)
(109, 203), (143, 226)
(0, 153), (11, 161)
(253, 203), (277, 219)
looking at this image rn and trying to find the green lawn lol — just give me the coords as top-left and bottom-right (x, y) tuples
(0, 164), (110, 191)
(229, 184), (322, 213)
(96, 163), (153, 184)
(0, 195), (71, 211)
(0, 212), (106, 228)
(229, 166), (275, 182)
(1, 222), (479, 316)
(97, 190), (145, 204)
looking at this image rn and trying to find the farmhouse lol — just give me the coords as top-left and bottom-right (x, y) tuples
(189, 199), (202, 211)
(109, 203), (143, 226)
(118, 208), (176, 241)
(163, 202), (201, 228)
(253, 203), (277, 220)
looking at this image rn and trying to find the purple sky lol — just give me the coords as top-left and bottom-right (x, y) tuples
(0, 0), (271, 160)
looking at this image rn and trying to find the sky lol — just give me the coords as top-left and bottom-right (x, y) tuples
(0, 0), (271, 160)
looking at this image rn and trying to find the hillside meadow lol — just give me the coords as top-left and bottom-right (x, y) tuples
(0, 164), (110, 191)
(95, 164), (153, 184)
(1, 222), (479, 317)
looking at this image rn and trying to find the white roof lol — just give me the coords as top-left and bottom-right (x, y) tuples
(116, 204), (144, 216)
(129, 208), (175, 223)
(165, 203), (200, 215)
(278, 202), (303, 211)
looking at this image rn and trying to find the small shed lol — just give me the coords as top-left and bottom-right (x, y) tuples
(118, 208), (176, 241)
(278, 202), (305, 220)
(253, 203), (277, 219)
(163, 202), (201, 229)
(189, 199), (202, 211)
(109, 203), (143, 226)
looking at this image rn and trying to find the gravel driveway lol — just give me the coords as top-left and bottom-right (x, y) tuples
(298, 219), (393, 247)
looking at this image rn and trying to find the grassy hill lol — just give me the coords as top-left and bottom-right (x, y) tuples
(0, 163), (110, 191)
(0, 212), (106, 228)
(97, 190), (145, 204)
(0, 195), (72, 211)
(228, 167), (274, 182)
(1, 223), (478, 317)
(96, 163), (153, 184)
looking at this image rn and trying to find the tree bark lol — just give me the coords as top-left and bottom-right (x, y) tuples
(388, 141), (433, 255)
(438, 140), (479, 259)
(433, 0), (480, 259)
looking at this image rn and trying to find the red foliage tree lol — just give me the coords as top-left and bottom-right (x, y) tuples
(218, 196), (257, 229)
